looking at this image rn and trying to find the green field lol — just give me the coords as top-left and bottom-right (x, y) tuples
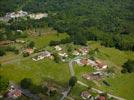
(0, 58), (70, 85)
(99, 73), (134, 100)
(27, 30), (69, 48)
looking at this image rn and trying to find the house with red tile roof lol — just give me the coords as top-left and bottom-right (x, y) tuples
(7, 86), (22, 99)
(24, 48), (34, 54)
(95, 60), (108, 69)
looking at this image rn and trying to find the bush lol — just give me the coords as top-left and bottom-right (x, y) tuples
(122, 60), (134, 73)
(0, 76), (9, 92)
(14, 49), (19, 54)
(0, 48), (6, 56)
(23, 52), (29, 57)
(49, 40), (60, 46)
(69, 76), (77, 87)
(53, 53), (61, 63)
(20, 78), (33, 89)
(27, 41), (35, 48)
(121, 68), (128, 73)
(41, 86), (48, 95)
(30, 85), (42, 94)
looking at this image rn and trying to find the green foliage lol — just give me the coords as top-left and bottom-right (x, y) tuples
(0, 76), (9, 92)
(0, 48), (6, 56)
(49, 89), (57, 97)
(23, 52), (29, 57)
(30, 85), (42, 94)
(0, 30), (28, 41)
(8, 18), (47, 31)
(41, 86), (48, 95)
(69, 76), (77, 87)
(53, 53), (60, 63)
(49, 37), (71, 46)
(20, 78), (33, 89)
(0, 0), (27, 16)
(1, 0), (133, 50)
(27, 41), (35, 48)
(122, 60), (134, 73)
(43, 0), (134, 50)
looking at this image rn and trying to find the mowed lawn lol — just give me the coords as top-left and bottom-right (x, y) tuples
(0, 58), (70, 85)
(99, 73), (134, 100)
(28, 33), (69, 48)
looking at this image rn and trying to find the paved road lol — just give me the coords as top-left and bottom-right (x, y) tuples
(60, 87), (71, 100)
(69, 60), (75, 76)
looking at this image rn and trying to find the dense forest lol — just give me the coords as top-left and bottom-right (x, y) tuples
(0, 0), (134, 50)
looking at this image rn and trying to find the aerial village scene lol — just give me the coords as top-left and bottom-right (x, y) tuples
(0, 0), (134, 100)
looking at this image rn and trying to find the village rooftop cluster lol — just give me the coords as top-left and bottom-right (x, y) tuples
(0, 10), (48, 22)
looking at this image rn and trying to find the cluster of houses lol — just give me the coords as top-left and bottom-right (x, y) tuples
(0, 10), (48, 21)
(82, 71), (103, 81)
(72, 47), (89, 56)
(5, 10), (28, 19)
(81, 90), (107, 100)
(74, 58), (108, 70)
(55, 45), (69, 62)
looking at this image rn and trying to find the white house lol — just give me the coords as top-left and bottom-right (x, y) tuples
(72, 50), (80, 56)
(58, 52), (68, 57)
(55, 45), (62, 51)
(29, 13), (48, 19)
(6, 10), (28, 19)
(32, 51), (51, 61)
(81, 91), (92, 100)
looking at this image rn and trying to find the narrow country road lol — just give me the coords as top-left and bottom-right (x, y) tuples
(60, 87), (71, 100)
(69, 60), (75, 76)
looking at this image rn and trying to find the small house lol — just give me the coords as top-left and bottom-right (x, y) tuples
(24, 48), (34, 54)
(95, 60), (108, 69)
(55, 45), (62, 51)
(80, 59), (89, 66)
(78, 47), (89, 55)
(32, 51), (51, 61)
(81, 91), (92, 100)
(72, 50), (80, 56)
(82, 72), (102, 80)
(15, 39), (25, 43)
(29, 13), (48, 19)
(7, 86), (22, 99)
(74, 58), (90, 66)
